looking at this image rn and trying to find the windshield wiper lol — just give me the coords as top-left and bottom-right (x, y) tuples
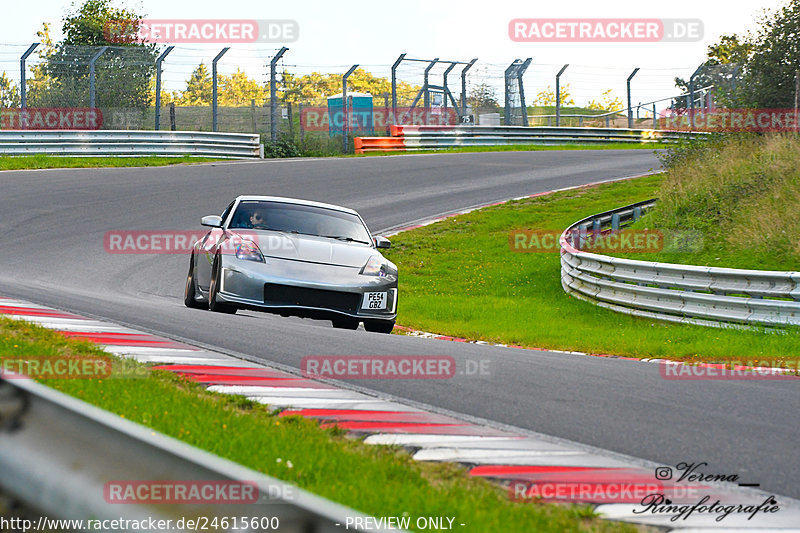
(322, 235), (371, 245)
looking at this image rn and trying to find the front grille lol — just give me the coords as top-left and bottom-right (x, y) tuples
(264, 283), (360, 314)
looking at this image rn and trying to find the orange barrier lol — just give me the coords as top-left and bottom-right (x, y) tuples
(353, 137), (406, 154)
(389, 125), (455, 137)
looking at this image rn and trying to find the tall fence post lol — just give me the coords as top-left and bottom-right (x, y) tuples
(423, 58), (439, 109)
(154, 46), (174, 130)
(794, 71), (799, 133)
(270, 47), (289, 143)
(19, 43), (39, 111)
(653, 103), (657, 129)
(299, 102), (305, 143)
(287, 101), (294, 140)
(391, 53), (405, 126)
(517, 58), (531, 126)
(555, 64), (569, 127)
(461, 59), (477, 117)
(211, 47), (230, 132)
(627, 67), (640, 129)
(504, 61), (517, 126)
(342, 64), (358, 154)
(169, 102), (176, 130)
(88, 46), (109, 109)
(383, 92), (390, 135)
(442, 63), (455, 111)
(689, 65), (703, 130)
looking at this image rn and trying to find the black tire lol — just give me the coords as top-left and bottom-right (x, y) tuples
(331, 317), (360, 329)
(364, 320), (395, 334)
(184, 252), (208, 310)
(208, 254), (237, 314)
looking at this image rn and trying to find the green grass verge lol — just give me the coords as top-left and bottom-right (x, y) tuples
(0, 317), (637, 533)
(383, 173), (800, 362)
(615, 134), (800, 271)
(0, 155), (222, 171)
(358, 143), (670, 157)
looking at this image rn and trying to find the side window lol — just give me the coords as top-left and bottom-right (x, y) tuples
(219, 201), (235, 226)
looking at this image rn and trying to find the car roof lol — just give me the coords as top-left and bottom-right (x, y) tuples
(234, 196), (359, 216)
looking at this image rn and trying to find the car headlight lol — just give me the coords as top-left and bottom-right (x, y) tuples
(361, 256), (396, 277)
(235, 240), (265, 262)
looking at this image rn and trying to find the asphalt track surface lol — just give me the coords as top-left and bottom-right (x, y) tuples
(1, 150), (798, 500)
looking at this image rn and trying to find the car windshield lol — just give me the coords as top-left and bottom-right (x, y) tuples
(228, 200), (372, 244)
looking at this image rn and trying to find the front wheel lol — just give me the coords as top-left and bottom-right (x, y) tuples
(364, 320), (395, 334)
(208, 255), (237, 314)
(184, 252), (208, 309)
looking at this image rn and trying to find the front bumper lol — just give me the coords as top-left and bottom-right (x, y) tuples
(216, 255), (397, 320)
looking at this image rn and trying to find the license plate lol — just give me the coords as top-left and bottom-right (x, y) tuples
(362, 292), (387, 310)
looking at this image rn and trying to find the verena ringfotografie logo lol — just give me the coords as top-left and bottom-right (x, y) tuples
(509, 18), (703, 42)
(104, 19), (299, 44)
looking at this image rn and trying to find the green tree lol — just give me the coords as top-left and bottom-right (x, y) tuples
(673, 34), (751, 109)
(740, 0), (800, 107)
(0, 72), (20, 108)
(587, 89), (624, 111)
(468, 82), (500, 113)
(31, 0), (157, 109)
(176, 63), (213, 105)
(218, 69), (267, 106)
(534, 84), (575, 106)
(280, 69), (419, 105)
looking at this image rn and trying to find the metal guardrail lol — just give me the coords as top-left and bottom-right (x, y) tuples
(0, 375), (403, 532)
(560, 200), (800, 328)
(0, 130), (262, 158)
(355, 126), (705, 153)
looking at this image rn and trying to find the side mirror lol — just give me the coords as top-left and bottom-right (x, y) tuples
(201, 215), (223, 228)
(374, 236), (391, 249)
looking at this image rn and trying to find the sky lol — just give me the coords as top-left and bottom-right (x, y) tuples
(0, 0), (784, 109)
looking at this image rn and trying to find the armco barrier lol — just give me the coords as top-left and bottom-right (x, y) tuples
(0, 375), (404, 532)
(560, 200), (800, 328)
(0, 130), (262, 158)
(354, 125), (705, 153)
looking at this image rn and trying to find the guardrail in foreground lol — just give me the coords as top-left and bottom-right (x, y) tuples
(0, 375), (403, 532)
(0, 130), (262, 158)
(560, 200), (800, 328)
(355, 125), (706, 153)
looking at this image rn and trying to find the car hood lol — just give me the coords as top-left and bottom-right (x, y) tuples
(231, 230), (376, 268)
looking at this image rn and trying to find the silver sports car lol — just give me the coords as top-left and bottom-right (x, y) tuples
(184, 196), (397, 333)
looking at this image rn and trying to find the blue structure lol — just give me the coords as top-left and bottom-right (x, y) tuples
(327, 92), (374, 137)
